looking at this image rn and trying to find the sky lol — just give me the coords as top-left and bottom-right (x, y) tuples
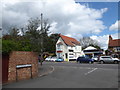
(1, 0), (120, 50)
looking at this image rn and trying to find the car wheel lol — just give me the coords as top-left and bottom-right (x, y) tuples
(79, 61), (81, 63)
(89, 61), (92, 64)
(100, 60), (104, 64)
(114, 61), (118, 64)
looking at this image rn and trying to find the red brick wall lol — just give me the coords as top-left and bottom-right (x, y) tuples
(8, 51), (38, 82)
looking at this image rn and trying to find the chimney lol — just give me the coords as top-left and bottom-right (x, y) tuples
(109, 35), (113, 41)
(108, 35), (112, 47)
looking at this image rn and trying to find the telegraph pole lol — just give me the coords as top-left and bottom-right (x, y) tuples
(40, 13), (43, 66)
(41, 13), (43, 32)
(41, 13), (43, 53)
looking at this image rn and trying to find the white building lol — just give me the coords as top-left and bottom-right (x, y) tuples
(56, 34), (84, 61)
(83, 46), (103, 58)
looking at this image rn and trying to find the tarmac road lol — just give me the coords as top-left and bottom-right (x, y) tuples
(2, 61), (119, 88)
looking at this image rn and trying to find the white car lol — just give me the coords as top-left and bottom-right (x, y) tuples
(45, 56), (57, 62)
(99, 56), (120, 64)
(92, 56), (98, 62)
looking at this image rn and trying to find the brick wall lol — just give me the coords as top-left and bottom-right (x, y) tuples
(8, 51), (38, 82)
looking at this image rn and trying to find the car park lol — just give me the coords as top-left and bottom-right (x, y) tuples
(98, 56), (120, 64)
(76, 56), (94, 64)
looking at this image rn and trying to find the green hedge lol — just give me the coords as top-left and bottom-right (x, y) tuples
(2, 39), (32, 54)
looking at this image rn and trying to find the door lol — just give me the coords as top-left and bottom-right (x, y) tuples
(2, 54), (9, 83)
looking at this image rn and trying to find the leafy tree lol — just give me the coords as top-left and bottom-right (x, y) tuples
(26, 15), (51, 53)
(2, 15), (60, 62)
(48, 33), (60, 53)
(2, 27), (32, 54)
(50, 33), (60, 42)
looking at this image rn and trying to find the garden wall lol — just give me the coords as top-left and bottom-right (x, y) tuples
(8, 51), (38, 82)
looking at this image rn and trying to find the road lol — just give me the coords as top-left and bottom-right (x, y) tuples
(3, 61), (119, 88)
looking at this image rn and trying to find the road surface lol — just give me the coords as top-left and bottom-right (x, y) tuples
(3, 61), (119, 88)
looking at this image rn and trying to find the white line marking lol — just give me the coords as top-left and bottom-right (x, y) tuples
(39, 66), (55, 77)
(49, 66), (55, 74)
(85, 68), (97, 75)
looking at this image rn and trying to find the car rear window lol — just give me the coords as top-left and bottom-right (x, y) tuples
(101, 57), (111, 58)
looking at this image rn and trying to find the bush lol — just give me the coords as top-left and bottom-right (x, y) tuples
(2, 39), (32, 54)
(2, 39), (16, 54)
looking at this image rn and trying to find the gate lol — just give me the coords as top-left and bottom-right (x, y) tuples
(2, 54), (9, 83)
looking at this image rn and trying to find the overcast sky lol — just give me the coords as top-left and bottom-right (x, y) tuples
(2, 0), (119, 50)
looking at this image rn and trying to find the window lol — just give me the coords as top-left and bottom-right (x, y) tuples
(57, 45), (60, 48)
(69, 56), (74, 58)
(69, 53), (73, 55)
(101, 56), (111, 59)
(69, 49), (73, 52)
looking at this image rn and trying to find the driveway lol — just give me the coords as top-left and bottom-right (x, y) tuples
(2, 61), (119, 88)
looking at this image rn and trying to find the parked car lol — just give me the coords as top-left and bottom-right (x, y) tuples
(45, 56), (57, 62)
(98, 56), (120, 64)
(76, 56), (94, 64)
(55, 57), (64, 62)
(92, 56), (98, 62)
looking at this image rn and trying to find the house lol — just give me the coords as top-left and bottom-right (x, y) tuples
(83, 46), (103, 58)
(56, 34), (84, 61)
(108, 35), (120, 58)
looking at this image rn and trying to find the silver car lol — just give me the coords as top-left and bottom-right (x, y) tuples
(99, 56), (120, 64)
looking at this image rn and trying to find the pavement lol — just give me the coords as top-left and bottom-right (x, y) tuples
(2, 63), (54, 86)
(38, 63), (54, 77)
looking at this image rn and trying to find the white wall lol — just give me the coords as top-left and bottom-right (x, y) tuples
(56, 38), (83, 61)
(56, 37), (68, 61)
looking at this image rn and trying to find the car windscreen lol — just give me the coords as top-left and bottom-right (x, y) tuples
(79, 57), (84, 58)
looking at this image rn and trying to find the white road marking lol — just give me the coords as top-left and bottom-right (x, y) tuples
(39, 66), (55, 77)
(85, 68), (98, 75)
(49, 66), (55, 74)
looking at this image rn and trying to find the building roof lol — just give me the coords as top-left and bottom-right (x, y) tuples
(109, 39), (120, 47)
(84, 46), (97, 50)
(108, 35), (120, 47)
(57, 42), (63, 45)
(60, 34), (80, 46)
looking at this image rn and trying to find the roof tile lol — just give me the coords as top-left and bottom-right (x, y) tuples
(60, 34), (80, 46)
(109, 39), (120, 47)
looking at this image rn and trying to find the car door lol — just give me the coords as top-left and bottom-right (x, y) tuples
(84, 57), (88, 63)
(105, 57), (112, 63)
(84, 57), (89, 63)
(104, 57), (110, 63)
(81, 57), (84, 63)
(108, 57), (114, 63)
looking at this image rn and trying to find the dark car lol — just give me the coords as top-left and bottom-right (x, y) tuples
(76, 56), (94, 64)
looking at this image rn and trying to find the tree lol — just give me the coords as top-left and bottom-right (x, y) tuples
(49, 33), (60, 42)
(49, 33), (60, 53)
(25, 14), (51, 65)
(2, 27), (32, 55)
(9, 27), (19, 39)
(80, 37), (101, 50)
(25, 14), (51, 53)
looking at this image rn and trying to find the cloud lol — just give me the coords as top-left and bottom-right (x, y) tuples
(109, 20), (120, 31)
(90, 33), (120, 50)
(2, 0), (107, 38)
